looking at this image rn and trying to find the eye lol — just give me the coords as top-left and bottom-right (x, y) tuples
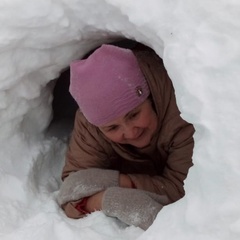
(107, 125), (119, 132)
(128, 111), (139, 120)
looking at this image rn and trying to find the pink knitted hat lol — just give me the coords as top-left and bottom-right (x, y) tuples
(69, 44), (150, 126)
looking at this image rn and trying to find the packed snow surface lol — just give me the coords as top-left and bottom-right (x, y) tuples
(0, 0), (240, 239)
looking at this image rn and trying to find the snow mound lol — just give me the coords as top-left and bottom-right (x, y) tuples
(0, 0), (240, 239)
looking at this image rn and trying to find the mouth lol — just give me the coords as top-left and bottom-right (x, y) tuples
(134, 129), (145, 139)
(130, 129), (146, 142)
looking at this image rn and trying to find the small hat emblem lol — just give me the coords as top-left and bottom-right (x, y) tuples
(136, 86), (143, 97)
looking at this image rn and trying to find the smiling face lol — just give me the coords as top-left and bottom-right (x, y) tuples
(99, 99), (158, 148)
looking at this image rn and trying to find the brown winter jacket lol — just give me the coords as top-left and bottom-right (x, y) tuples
(61, 45), (195, 218)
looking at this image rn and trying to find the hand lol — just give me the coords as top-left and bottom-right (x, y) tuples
(84, 174), (133, 213)
(85, 191), (105, 213)
(102, 187), (169, 230)
(57, 168), (119, 205)
(119, 174), (133, 188)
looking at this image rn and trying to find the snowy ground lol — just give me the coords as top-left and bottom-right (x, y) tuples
(0, 0), (240, 239)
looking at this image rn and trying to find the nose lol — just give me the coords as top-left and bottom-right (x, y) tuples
(123, 124), (139, 140)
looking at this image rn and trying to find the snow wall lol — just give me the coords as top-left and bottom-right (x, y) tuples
(0, 0), (240, 240)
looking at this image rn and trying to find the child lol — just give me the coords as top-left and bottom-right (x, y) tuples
(57, 44), (195, 230)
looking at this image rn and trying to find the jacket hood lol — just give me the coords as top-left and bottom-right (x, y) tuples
(132, 46), (180, 129)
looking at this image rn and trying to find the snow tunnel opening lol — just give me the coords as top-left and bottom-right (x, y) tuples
(47, 67), (78, 139)
(46, 38), (145, 139)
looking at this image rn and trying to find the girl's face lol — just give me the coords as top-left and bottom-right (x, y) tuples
(99, 99), (158, 148)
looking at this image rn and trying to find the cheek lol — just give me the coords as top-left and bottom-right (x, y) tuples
(138, 114), (153, 128)
(138, 112), (157, 129)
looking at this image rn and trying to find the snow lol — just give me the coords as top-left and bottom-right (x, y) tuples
(0, 0), (240, 239)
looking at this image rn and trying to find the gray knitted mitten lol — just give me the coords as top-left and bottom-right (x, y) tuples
(57, 168), (119, 205)
(102, 187), (169, 230)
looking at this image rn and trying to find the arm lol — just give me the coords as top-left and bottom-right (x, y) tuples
(60, 110), (112, 217)
(80, 174), (133, 213)
(128, 121), (195, 202)
(60, 111), (134, 217)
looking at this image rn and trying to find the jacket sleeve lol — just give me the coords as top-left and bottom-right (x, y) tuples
(128, 118), (195, 203)
(60, 110), (111, 218)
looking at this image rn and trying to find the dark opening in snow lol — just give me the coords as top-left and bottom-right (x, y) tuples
(47, 68), (78, 139)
